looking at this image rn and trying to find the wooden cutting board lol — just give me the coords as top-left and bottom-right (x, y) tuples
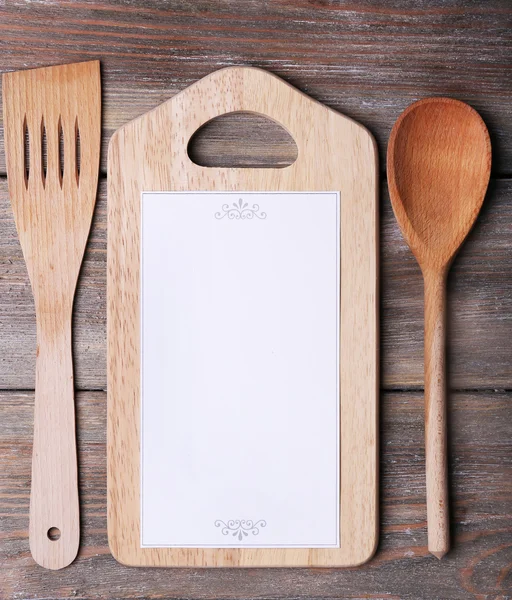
(107, 66), (378, 568)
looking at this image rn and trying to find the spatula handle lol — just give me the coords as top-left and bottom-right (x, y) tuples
(423, 270), (450, 559)
(29, 316), (79, 569)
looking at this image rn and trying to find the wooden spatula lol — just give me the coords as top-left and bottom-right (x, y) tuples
(387, 98), (491, 559)
(2, 61), (101, 569)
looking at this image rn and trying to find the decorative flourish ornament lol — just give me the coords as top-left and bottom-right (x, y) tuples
(215, 198), (267, 220)
(214, 519), (267, 541)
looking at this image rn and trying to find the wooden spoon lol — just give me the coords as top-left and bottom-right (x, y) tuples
(387, 98), (491, 559)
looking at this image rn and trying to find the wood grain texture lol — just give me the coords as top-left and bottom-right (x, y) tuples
(1, 390), (510, 599)
(108, 66), (378, 567)
(2, 61), (101, 570)
(0, 1), (511, 175)
(1, 178), (511, 391)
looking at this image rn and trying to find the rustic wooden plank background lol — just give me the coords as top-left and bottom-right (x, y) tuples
(0, 1), (510, 599)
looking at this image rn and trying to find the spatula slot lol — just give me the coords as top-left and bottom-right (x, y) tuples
(58, 118), (64, 187)
(75, 118), (81, 185)
(23, 117), (30, 189)
(41, 118), (47, 188)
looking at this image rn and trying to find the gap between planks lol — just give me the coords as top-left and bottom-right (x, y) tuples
(2, 173), (512, 180)
(0, 388), (510, 394)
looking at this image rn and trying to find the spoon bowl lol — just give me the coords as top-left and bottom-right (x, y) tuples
(388, 98), (491, 270)
(387, 97), (491, 558)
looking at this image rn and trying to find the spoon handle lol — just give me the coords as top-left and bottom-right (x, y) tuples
(424, 270), (450, 559)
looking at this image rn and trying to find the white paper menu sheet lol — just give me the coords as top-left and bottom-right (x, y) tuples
(141, 191), (340, 548)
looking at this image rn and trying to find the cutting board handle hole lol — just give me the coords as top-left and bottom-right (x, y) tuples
(187, 111), (298, 169)
(47, 527), (61, 541)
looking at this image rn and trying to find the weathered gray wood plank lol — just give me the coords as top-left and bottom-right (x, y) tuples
(0, 179), (510, 390)
(0, 179), (107, 390)
(0, 1), (511, 174)
(0, 390), (510, 599)
(382, 178), (512, 389)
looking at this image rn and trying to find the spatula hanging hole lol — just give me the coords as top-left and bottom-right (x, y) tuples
(75, 119), (81, 185)
(23, 117), (30, 189)
(41, 117), (47, 188)
(58, 117), (64, 186)
(47, 527), (61, 541)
